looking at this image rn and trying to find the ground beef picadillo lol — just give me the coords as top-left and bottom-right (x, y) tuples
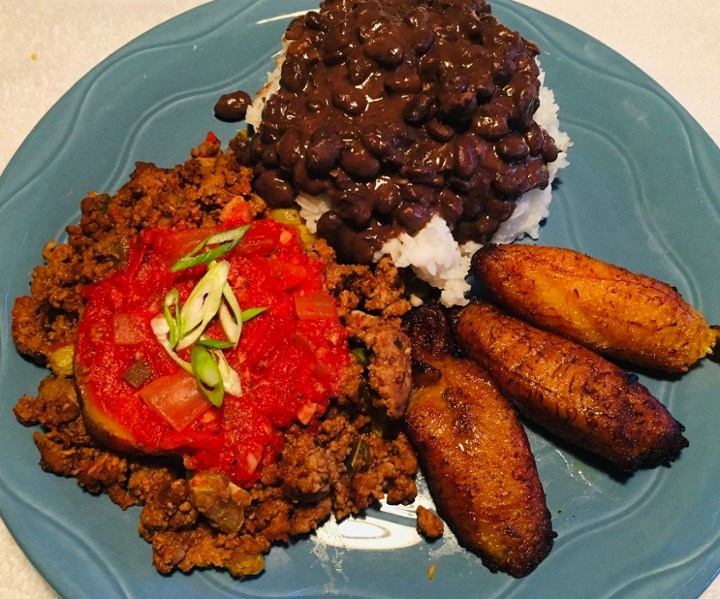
(11, 135), (420, 577)
(237, 0), (559, 264)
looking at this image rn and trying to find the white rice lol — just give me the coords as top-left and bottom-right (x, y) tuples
(249, 47), (571, 307)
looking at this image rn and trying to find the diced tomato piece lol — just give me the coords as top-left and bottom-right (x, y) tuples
(271, 261), (309, 291)
(234, 228), (278, 257)
(293, 291), (338, 320)
(113, 313), (146, 345)
(139, 372), (211, 431)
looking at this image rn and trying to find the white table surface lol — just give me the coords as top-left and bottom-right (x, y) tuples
(0, 1), (718, 597)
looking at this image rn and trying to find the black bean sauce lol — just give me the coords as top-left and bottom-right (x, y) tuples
(234, 0), (560, 263)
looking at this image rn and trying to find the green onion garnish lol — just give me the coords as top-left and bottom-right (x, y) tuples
(219, 282), (243, 348)
(152, 225), (268, 409)
(171, 225), (250, 272)
(191, 345), (224, 407)
(241, 306), (267, 322)
(176, 260), (229, 350)
(163, 288), (181, 348)
(196, 338), (235, 349)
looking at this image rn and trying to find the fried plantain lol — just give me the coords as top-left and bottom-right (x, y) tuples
(403, 304), (554, 577)
(455, 301), (688, 472)
(471, 243), (719, 373)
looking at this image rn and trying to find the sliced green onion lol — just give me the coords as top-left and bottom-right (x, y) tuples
(176, 260), (229, 350)
(151, 315), (192, 374)
(241, 307), (267, 322)
(213, 349), (242, 398)
(219, 282), (243, 347)
(152, 225), (265, 407)
(163, 288), (181, 348)
(171, 225), (250, 272)
(191, 345), (224, 407)
(197, 338), (235, 349)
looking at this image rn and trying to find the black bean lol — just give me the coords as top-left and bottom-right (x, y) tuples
(364, 34), (405, 68)
(347, 56), (375, 85)
(276, 128), (305, 168)
(280, 56), (309, 93)
(425, 118), (455, 143)
(261, 147), (280, 169)
(474, 110), (509, 139)
(384, 67), (422, 94)
(335, 188), (375, 225)
(496, 134), (530, 162)
(213, 90), (252, 122)
(316, 210), (344, 243)
(304, 11), (327, 32)
(438, 189), (464, 224)
(337, 228), (376, 265)
(332, 86), (367, 116)
(388, 122), (418, 147)
(402, 163), (438, 186)
(454, 135), (478, 178)
(247, 134), (265, 163)
(508, 77), (539, 130)
(439, 90), (477, 124)
(375, 182), (402, 215)
(340, 142), (381, 180)
(409, 29), (435, 55)
(524, 123), (545, 156)
(361, 124), (396, 160)
(541, 135), (559, 163)
(305, 129), (344, 176)
(323, 22), (353, 65)
(441, 72), (469, 94)
(492, 58), (516, 86)
(461, 190), (485, 219)
(419, 51), (440, 81)
(229, 133), (250, 164)
(401, 184), (436, 206)
(493, 167), (526, 197)
(404, 6), (429, 28)
(396, 202), (431, 233)
(254, 171), (295, 207)
(292, 160), (327, 196)
(474, 214), (501, 238)
(404, 93), (435, 125)
(468, 67), (496, 103)
(485, 195), (516, 221)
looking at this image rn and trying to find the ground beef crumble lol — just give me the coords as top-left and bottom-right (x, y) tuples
(11, 137), (420, 578)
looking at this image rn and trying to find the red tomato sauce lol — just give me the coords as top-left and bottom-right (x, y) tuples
(75, 218), (351, 487)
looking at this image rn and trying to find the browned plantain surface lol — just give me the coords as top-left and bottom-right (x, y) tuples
(403, 304), (554, 577)
(471, 244), (719, 372)
(455, 301), (688, 471)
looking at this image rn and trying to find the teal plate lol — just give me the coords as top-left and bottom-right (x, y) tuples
(1, 1), (719, 597)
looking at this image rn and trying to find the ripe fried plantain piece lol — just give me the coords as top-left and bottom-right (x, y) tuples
(403, 304), (554, 577)
(471, 243), (719, 373)
(455, 301), (688, 472)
